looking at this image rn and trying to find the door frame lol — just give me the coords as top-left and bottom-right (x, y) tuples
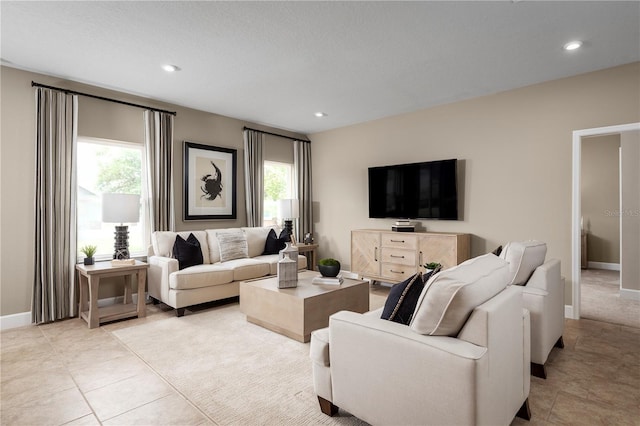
(571, 122), (640, 319)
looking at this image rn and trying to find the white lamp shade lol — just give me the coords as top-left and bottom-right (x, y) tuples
(102, 193), (140, 223)
(278, 199), (299, 219)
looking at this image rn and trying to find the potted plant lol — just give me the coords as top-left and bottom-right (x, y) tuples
(424, 262), (442, 273)
(318, 258), (341, 277)
(80, 245), (97, 265)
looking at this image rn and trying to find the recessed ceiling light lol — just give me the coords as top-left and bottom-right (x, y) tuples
(563, 41), (582, 51)
(314, 112), (327, 118)
(162, 64), (180, 72)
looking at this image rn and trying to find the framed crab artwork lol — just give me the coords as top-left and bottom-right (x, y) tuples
(183, 141), (237, 220)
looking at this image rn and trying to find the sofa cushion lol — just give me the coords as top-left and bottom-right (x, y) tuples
(217, 230), (249, 262)
(499, 240), (547, 285)
(410, 253), (509, 336)
(152, 231), (210, 264)
(172, 233), (204, 270)
(262, 228), (288, 255)
(217, 258), (271, 281)
(381, 273), (423, 325)
(242, 226), (276, 258)
(253, 254), (307, 275)
(169, 264), (234, 290)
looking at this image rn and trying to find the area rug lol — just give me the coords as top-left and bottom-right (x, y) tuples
(112, 298), (386, 425)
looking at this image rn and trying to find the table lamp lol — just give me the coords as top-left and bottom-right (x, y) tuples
(102, 193), (140, 259)
(278, 198), (299, 241)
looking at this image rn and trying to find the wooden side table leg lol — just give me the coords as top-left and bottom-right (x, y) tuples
(88, 276), (100, 329)
(137, 270), (147, 318)
(124, 274), (133, 304)
(78, 273), (88, 318)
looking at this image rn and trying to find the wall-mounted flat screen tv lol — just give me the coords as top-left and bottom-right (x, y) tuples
(368, 159), (458, 220)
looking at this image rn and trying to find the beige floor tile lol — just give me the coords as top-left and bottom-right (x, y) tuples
(57, 337), (133, 370)
(1, 366), (77, 409)
(0, 386), (92, 425)
(1, 345), (66, 383)
(103, 393), (211, 425)
(69, 353), (152, 392)
(1, 325), (45, 352)
(84, 370), (174, 421)
(548, 391), (637, 426)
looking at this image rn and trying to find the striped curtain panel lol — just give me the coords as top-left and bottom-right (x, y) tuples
(32, 88), (78, 324)
(243, 129), (264, 227)
(144, 110), (175, 232)
(294, 140), (313, 243)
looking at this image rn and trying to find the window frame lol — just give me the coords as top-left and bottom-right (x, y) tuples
(263, 160), (294, 227)
(76, 136), (150, 262)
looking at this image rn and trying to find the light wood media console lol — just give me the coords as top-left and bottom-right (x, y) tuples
(351, 229), (470, 284)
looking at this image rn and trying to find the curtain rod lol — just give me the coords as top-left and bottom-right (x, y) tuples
(31, 81), (177, 116)
(243, 126), (310, 143)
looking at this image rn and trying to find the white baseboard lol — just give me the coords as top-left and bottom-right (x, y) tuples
(564, 305), (575, 319)
(587, 261), (620, 271)
(0, 292), (149, 331)
(0, 311), (32, 331)
(620, 288), (640, 301)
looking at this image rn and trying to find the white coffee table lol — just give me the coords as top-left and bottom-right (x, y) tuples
(239, 270), (369, 342)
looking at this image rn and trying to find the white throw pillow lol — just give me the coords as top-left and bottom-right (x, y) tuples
(499, 240), (547, 285)
(410, 253), (509, 336)
(217, 230), (249, 262)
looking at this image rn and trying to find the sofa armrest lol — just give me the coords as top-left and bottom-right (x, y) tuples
(147, 255), (179, 306)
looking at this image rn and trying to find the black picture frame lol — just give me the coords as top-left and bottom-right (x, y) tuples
(183, 141), (237, 220)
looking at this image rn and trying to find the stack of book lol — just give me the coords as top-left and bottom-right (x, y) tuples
(311, 274), (344, 286)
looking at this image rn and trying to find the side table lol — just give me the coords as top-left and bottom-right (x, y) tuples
(76, 260), (149, 328)
(296, 243), (319, 270)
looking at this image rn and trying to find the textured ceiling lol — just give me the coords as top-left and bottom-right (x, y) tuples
(2, 1), (639, 134)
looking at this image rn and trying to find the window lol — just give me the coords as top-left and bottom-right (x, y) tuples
(263, 161), (293, 227)
(77, 137), (148, 260)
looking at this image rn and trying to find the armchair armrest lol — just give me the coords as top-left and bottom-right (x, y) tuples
(147, 255), (178, 305)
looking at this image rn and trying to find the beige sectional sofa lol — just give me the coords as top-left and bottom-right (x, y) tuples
(148, 226), (307, 316)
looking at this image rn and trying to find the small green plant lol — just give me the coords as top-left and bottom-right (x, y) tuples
(318, 258), (340, 267)
(80, 244), (97, 258)
(424, 262), (441, 270)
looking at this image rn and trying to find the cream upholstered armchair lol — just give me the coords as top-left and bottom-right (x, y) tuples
(500, 241), (565, 379)
(310, 254), (531, 425)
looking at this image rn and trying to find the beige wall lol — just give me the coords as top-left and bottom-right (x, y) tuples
(620, 130), (640, 291)
(581, 135), (620, 264)
(0, 66), (305, 316)
(310, 62), (640, 306)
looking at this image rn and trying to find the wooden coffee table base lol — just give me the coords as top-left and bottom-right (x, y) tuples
(240, 270), (369, 342)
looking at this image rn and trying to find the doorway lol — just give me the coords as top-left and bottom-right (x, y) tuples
(571, 122), (640, 321)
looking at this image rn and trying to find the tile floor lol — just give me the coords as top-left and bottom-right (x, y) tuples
(2, 286), (639, 425)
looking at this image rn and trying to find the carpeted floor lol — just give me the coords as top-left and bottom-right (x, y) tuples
(580, 269), (640, 328)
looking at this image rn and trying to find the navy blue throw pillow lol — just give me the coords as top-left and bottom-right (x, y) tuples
(263, 229), (289, 255)
(381, 273), (424, 325)
(172, 233), (204, 270)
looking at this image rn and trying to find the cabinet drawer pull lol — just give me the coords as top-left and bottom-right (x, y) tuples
(374, 247), (378, 262)
(390, 239), (405, 243)
(390, 255), (405, 258)
(390, 270), (404, 274)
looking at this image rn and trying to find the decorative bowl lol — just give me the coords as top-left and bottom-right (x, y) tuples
(318, 262), (341, 277)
